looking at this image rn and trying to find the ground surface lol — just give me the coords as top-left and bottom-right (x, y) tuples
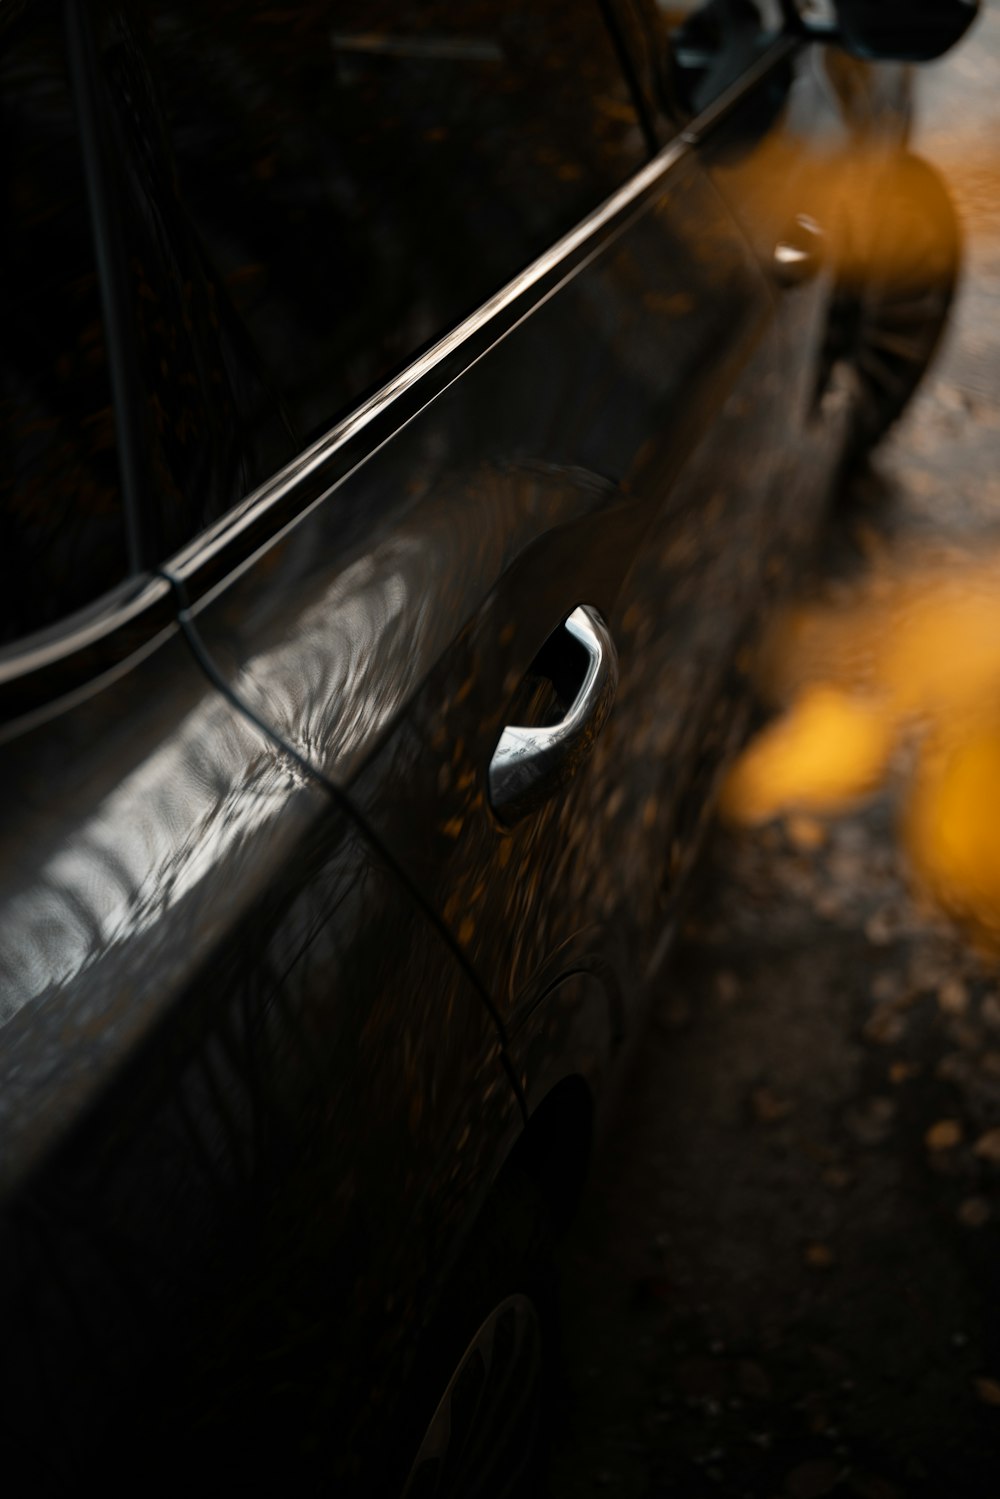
(547, 15), (1000, 1498)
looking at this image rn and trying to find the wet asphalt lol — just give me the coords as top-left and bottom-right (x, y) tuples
(547, 14), (1000, 1499)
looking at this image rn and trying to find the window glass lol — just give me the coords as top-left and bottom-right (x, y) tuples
(653, 1), (785, 117)
(138, 1), (647, 447)
(97, 7), (294, 558)
(1, 10), (127, 646)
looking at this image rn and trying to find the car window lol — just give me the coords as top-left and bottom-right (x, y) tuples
(134, 1), (648, 455)
(1, 9), (127, 647)
(652, 0), (786, 118)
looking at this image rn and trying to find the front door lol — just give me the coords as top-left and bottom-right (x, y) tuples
(94, 0), (796, 1053)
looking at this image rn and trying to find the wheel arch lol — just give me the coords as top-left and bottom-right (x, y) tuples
(501, 1070), (596, 1238)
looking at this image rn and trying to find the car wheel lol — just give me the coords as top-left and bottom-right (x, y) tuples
(821, 152), (961, 465)
(396, 1169), (558, 1499)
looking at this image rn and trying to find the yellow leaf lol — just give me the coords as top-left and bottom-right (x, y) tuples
(720, 686), (892, 825)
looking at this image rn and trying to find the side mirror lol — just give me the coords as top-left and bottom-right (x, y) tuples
(822, 0), (980, 62)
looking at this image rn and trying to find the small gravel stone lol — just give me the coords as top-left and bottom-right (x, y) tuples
(864, 1007), (907, 1045)
(751, 1086), (795, 1123)
(716, 970), (741, 1005)
(981, 994), (1000, 1031)
(937, 976), (970, 1015)
(866, 908), (902, 945)
(845, 1095), (896, 1146)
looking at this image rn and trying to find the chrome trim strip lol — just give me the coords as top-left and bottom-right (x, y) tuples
(0, 577), (172, 689)
(164, 133), (688, 583)
(165, 34), (804, 595)
(0, 577), (176, 734)
(679, 34), (799, 144)
(0, 35), (806, 713)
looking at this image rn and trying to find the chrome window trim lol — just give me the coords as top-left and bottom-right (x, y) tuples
(162, 134), (689, 602)
(0, 577), (176, 734)
(0, 32), (802, 713)
(164, 33), (800, 605)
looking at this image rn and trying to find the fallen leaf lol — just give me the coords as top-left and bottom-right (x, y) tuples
(937, 976), (969, 1015)
(974, 1128), (1000, 1164)
(845, 1095), (895, 1146)
(715, 970), (741, 1005)
(864, 1007), (906, 1046)
(751, 1086), (794, 1124)
(720, 686), (893, 825)
(925, 1118), (963, 1151)
(872, 971), (903, 1003)
(787, 814), (828, 851)
(803, 1242), (836, 1270)
(981, 994), (1000, 1030)
(865, 907), (902, 946)
(906, 718), (1000, 951)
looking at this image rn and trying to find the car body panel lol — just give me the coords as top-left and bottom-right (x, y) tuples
(171, 141), (789, 1030)
(170, 26), (895, 1042)
(0, 1), (930, 1489)
(0, 603), (516, 1485)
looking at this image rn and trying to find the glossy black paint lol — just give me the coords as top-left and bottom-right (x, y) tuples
(0, 607), (516, 1487)
(173, 27), (879, 1041)
(0, 1), (924, 1490)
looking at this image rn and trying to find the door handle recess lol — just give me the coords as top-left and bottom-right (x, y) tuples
(488, 605), (618, 826)
(773, 214), (824, 288)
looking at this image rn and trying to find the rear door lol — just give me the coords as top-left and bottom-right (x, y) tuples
(101, 0), (796, 1051)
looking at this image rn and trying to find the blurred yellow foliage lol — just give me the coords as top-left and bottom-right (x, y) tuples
(907, 720), (1000, 947)
(721, 551), (1000, 949)
(719, 686), (892, 824)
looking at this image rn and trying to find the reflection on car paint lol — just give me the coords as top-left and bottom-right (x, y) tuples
(0, 0), (951, 1489)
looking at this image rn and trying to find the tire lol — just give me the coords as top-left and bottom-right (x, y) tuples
(393, 1169), (559, 1499)
(820, 152), (961, 467)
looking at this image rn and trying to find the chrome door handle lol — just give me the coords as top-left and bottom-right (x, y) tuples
(773, 214), (824, 288)
(488, 605), (618, 825)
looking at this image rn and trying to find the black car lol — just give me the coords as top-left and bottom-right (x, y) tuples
(0, 1), (975, 1492)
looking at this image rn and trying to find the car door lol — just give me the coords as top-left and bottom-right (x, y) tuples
(93, 0), (799, 1072)
(0, 9), (518, 1488)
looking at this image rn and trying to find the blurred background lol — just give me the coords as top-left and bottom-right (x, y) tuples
(549, 7), (1000, 1497)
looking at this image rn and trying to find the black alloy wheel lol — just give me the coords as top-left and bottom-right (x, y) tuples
(395, 1170), (557, 1499)
(818, 152), (961, 465)
(400, 1294), (544, 1498)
